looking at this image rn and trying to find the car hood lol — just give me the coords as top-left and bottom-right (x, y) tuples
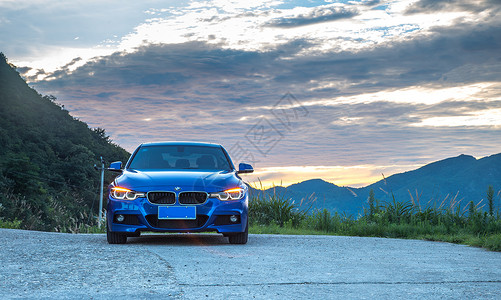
(113, 170), (242, 193)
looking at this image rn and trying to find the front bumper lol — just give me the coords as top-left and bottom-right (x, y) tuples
(107, 193), (248, 234)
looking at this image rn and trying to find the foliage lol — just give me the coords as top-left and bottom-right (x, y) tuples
(487, 185), (495, 216)
(249, 188), (501, 251)
(248, 188), (310, 228)
(368, 189), (376, 220)
(0, 53), (129, 231)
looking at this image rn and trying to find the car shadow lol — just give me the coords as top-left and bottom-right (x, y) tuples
(126, 233), (230, 246)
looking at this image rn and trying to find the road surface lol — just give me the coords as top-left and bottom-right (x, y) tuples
(1, 228), (500, 299)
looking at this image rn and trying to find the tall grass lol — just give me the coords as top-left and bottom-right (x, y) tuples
(249, 188), (312, 228)
(0, 190), (104, 233)
(248, 188), (501, 251)
(2, 183), (499, 251)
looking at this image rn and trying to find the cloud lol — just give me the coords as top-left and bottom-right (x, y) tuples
(32, 17), (501, 144)
(78, 18), (499, 94)
(16, 66), (32, 74)
(13, 0), (501, 187)
(31, 37), (500, 175)
(265, 5), (359, 28)
(95, 92), (120, 98)
(363, 0), (382, 6)
(405, 0), (501, 14)
(412, 108), (501, 127)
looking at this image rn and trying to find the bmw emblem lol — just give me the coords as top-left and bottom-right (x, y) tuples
(174, 186), (181, 191)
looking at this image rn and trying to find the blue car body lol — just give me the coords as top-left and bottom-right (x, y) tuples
(106, 141), (253, 244)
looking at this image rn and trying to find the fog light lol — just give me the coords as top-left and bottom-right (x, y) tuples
(116, 214), (125, 222)
(230, 215), (238, 223)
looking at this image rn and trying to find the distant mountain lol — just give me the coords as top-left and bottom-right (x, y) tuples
(250, 154), (501, 216)
(0, 53), (130, 230)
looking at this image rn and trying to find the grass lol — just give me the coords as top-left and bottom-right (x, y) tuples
(0, 191), (106, 234)
(0, 218), (22, 229)
(248, 188), (501, 252)
(1, 186), (500, 251)
(249, 223), (501, 251)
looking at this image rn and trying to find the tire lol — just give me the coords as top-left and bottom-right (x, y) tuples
(107, 220), (127, 244)
(228, 220), (248, 244)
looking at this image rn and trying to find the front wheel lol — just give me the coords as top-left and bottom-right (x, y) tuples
(228, 220), (248, 244)
(107, 220), (127, 244)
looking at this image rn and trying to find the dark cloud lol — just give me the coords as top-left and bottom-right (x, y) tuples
(325, 99), (501, 130)
(259, 101), (501, 168)
(21, 68), (47, 82)
(42, 57), (82, 82)
(95, 92), (119, 98)
(36, 18), (501, 99)
(405, 0), (501, 14)
(37, 41), (282, 101)
(281, 21), (501, 93)
(16, 66), (31, 74)
(30, 15), (501, 168)
(199, 11), (271, 23)
(265, 6), (359, 28)
(364, 0), (382, 6)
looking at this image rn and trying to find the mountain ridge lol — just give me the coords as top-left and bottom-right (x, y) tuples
(251, 153), (501, 215)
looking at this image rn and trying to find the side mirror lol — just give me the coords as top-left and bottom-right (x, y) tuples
(237, 163), (254, 174)
(108, 161), (123, 173)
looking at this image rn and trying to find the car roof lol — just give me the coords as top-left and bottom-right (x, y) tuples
(139, 141), (222, 148)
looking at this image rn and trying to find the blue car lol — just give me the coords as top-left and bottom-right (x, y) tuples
(106, 141), (253, 244)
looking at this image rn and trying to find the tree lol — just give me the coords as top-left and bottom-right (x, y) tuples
(0, 53), (130, 231)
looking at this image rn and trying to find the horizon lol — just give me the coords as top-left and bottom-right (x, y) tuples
(1, 0), (500, 188)
(249, 152), (494, 189)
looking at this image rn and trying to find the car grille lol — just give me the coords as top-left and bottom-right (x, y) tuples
(179, 192), (207, 205)
(148, 192), (176, 204)
(145, 214), (209, 229)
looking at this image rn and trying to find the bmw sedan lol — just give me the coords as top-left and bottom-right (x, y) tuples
(106, 141), (253, 244)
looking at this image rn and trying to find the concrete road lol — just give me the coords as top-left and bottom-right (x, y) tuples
(1, 229), (500, 299)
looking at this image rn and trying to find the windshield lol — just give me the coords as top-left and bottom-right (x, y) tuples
(128, 145), (232, 171)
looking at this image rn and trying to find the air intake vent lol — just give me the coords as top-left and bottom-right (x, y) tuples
(145, 214), (209, 229)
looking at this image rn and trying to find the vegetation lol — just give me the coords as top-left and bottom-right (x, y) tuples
(249, 188), (501, 251)
(487, 185), (495, 216)
(0, 53), (128, 232)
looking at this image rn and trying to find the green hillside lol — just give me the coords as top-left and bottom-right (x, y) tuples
(0, 53), (130, 231)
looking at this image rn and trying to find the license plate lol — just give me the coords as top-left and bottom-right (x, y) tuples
(158, 206), (196, 220)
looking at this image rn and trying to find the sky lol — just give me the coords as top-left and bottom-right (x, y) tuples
(1, 0), (501, 188)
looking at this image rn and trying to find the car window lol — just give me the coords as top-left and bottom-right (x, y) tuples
(128, 145), (232, 171)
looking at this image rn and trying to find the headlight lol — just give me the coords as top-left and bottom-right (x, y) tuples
(210, 187), (245, 201)
(110, 187), (145, 200)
